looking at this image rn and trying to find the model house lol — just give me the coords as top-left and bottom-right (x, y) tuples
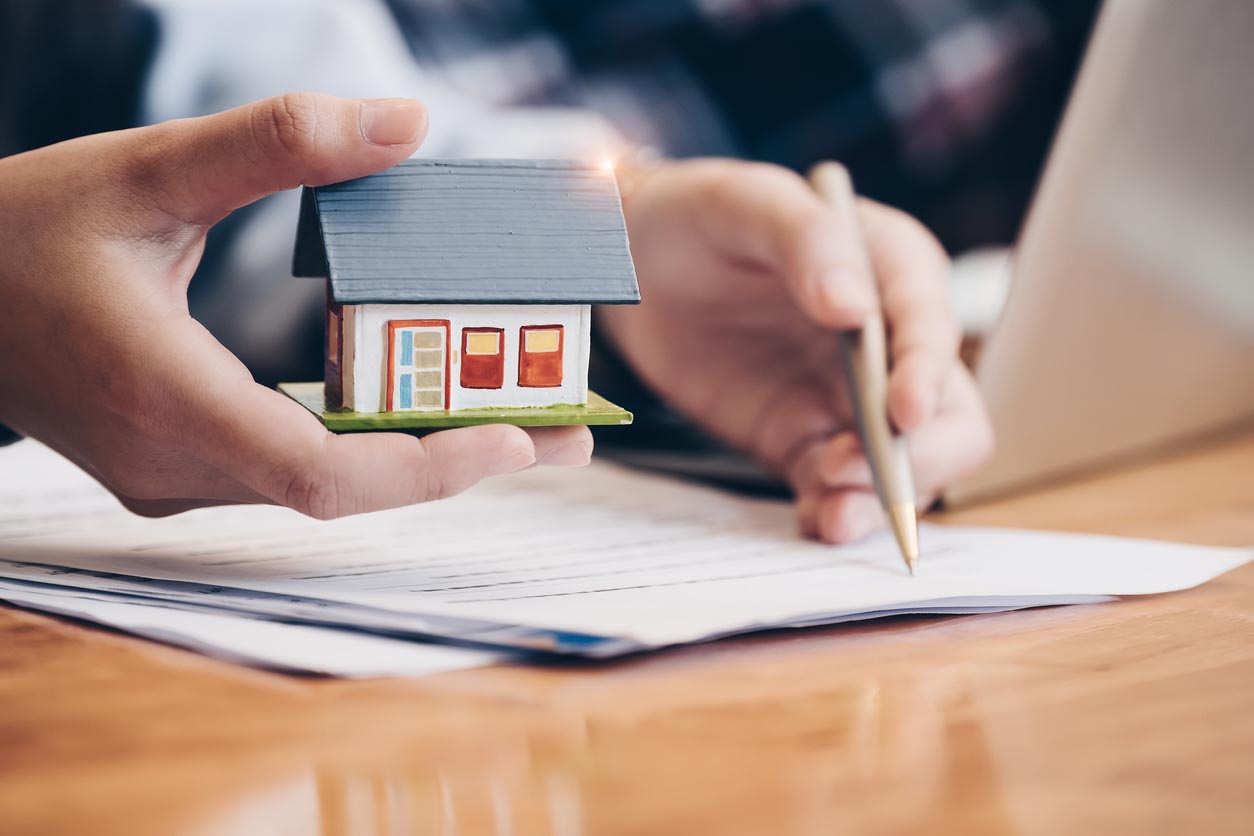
(283, 159), (640, 430)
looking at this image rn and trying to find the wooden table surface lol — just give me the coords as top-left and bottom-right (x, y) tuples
(2, 429), (1252, 836)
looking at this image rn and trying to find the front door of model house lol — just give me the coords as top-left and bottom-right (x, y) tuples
(387, 320), (449, 411)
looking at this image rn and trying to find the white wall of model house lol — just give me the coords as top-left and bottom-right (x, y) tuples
(342, 303), (591, 412)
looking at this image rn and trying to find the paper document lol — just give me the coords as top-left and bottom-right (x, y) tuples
(0, 578), (506, 676)
(0, 441), (1248, 660)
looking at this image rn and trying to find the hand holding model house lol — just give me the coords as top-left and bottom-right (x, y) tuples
(0, 94), (594, 519)
(0, 92), (989, 540)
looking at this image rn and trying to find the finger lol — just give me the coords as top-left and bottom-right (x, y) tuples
(797, 489), (822, 539)
(899, 367), (994, 501)
(118, 497), (253, 518)
(819, 367), (992, 498)
(757, 372), (853, 479)
(859, 199), (960, 430)
(787, 429), (875, 542)
(800, 490), (884, 545)
(112, 465), (273, 507)
(41, 436), (273, 511)
(168, 357), (540, 518)
(88, 442), (276, 505)
(298, 421), (537, 520)
(122, 427), (593, 517)
(120, 312), (543, 519)
(692, 162), (878, 328)
(817, 431), (872, 489)
(289, 418), (540, 519)
(128, 92), (428, 228)
(526, 426), (594, 468)
(887, 351), (950, 433)
(799, 371), (991, 542)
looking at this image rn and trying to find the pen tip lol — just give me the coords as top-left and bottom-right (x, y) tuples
(888, 503), (920, 577)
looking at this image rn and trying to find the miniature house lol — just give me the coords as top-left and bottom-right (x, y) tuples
(285, 159), (640, 430)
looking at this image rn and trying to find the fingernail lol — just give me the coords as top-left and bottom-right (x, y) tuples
(818, 269), (876, 315)
(359, 98), (425, 146)
(536, 442), (593, 468)
(487, 449), (535, 477)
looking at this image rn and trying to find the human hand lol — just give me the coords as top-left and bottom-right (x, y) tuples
(601, 159), (993, 542)
(0, 93), (592, 518)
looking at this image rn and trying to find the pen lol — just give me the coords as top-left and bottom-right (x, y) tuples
(807, 162), (920, 575)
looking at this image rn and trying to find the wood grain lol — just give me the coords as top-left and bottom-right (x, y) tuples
(1, 429), (1251, 836)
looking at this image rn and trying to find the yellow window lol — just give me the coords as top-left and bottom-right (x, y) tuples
(464, 331), (501, 355)
(524, 328), (561, 353)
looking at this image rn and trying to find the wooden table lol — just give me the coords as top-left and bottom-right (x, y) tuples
(2, 430), (1252, 836)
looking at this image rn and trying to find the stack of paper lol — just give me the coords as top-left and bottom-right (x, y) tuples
(0, 441), (1247, 674)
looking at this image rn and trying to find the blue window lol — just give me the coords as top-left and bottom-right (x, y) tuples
(400, 330), (414, 366)
(398, 374), (413, 409)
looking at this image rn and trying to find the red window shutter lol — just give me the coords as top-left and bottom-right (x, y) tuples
(518, 326), (564, 387)
(460, 327), (504, 389)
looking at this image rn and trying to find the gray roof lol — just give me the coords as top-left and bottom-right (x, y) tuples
(293, 159), (640, 305)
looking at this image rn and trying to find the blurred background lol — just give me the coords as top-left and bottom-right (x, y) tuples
(0, 0), (1098, 385)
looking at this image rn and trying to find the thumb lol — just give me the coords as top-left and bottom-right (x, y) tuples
(134, 92), (427, 227)
(691, 162), (878, 329)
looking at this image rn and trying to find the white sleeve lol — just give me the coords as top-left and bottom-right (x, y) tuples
(133, 0), (625, 374)
(138, 0), (621, 159)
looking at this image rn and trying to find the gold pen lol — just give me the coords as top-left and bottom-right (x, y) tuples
(807, 162), (920, 575)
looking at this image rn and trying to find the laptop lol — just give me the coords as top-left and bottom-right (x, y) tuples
(948, 0), (1254, 503)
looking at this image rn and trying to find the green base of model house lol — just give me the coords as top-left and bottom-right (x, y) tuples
(279, 382), (633, 431)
